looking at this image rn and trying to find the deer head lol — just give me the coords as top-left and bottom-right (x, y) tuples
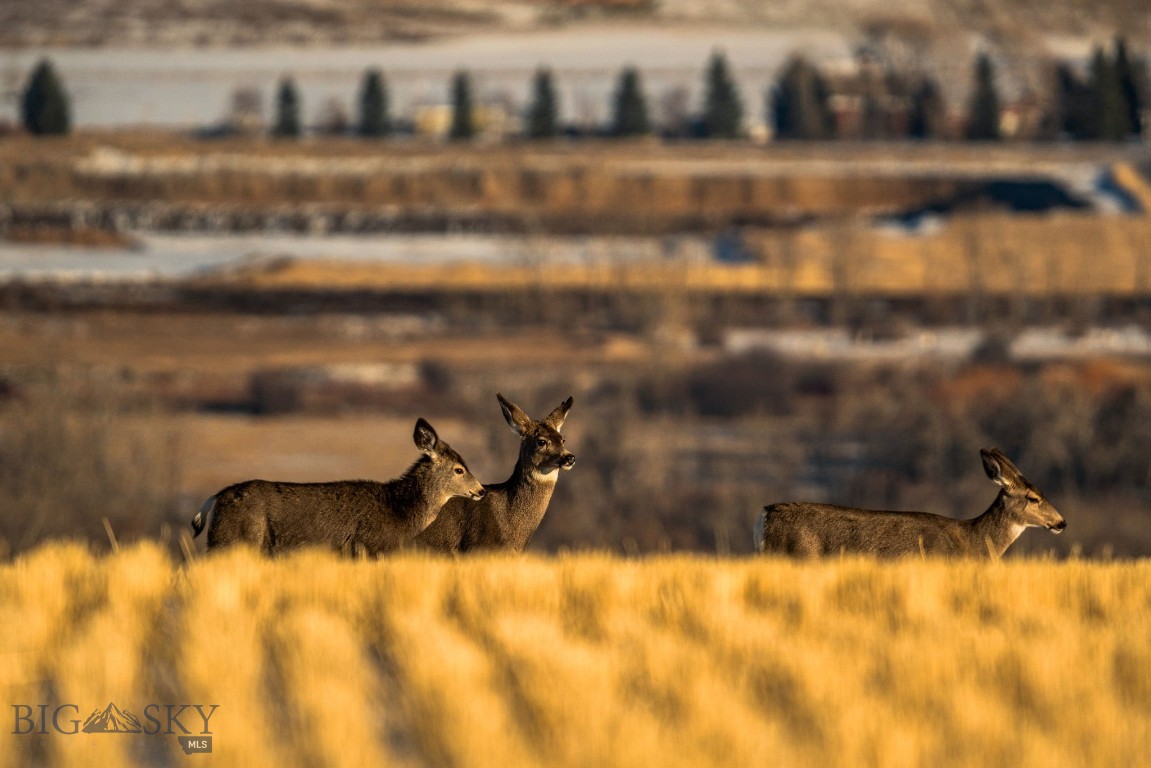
(497, 393), (576, 479)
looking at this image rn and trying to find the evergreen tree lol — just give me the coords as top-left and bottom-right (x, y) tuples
(908, 77), (945, 139)
(525, 67), (559, 139)
(770, 56), (834, 140)
(1091, 45), (1128, 141)
(357, 68), (390, 138)
(611, 66), (650, 137)
(1054, 62), (1097, 140)
(21, 58), (71, 136)
(702, 50), (743, 139)
(272, 76), (302, 138)
(449, 70), (475, 141)
(1113, 37), (1144, 138)
(965, 53), (1000, 141)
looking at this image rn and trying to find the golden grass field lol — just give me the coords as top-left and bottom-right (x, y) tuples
(2, 543), (1149, 767)
(213, 210), (1151, 298)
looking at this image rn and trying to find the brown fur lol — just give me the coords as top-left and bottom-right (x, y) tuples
(757, 448), (1065, 559)
(417, 394), (574, 554)
(192, 418), (484, 556)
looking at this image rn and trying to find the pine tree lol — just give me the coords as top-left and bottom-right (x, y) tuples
(357, 68), (390, 138)
(908, 77), (945, 139)
(770, 56), (834, 140)
(526, 68), (559, 139)
(272, 77), (302, 138)
(1091, 45), (1128, 142)
(1113, 37), (1144, 139)
(965, 53), (1000, 141)
(611, 66), (650, 137)
(21, 58), (71, 136)
(449, 70), (475, 141)
(702, 50), (743, 139)
(1054, 62), (1097, 140)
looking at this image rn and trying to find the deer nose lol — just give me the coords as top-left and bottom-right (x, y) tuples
(1050, 519), (1066, 533)
(560, 453), (576, 469)
(472, 487), (486, 500)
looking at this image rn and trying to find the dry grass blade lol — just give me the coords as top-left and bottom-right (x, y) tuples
(1, 545), (1149, 767)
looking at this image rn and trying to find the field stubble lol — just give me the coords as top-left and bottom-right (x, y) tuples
(1, 543), (1148, 767)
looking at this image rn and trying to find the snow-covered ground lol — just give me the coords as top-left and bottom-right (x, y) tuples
(726, 327), (986, 361)
(0, 232), (710, 281)
(3, 231), (1148, 362)
(725, 326), (1151, 362)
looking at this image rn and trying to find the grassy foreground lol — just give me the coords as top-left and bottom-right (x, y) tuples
(1, 544), (1149, 767)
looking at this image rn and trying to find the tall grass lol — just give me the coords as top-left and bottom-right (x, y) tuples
(1, 543), (1148, 767)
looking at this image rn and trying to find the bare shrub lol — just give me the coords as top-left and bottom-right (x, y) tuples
(0, 382), (183, 554)
(247, 363), (425, 414)
(638, 352), (832, 418)
(226, 86), (265, 135)
(688, 352), (796, 417)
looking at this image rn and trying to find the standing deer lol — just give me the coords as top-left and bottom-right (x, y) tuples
(191, 418), (484, 556)
(416, 393), (575, 554)
(756, 448), (1065, 558)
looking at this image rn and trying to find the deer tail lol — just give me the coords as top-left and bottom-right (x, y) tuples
(192, 496), (216, 539)
(753, 508), (766, 553)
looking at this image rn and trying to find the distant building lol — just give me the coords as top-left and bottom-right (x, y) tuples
(820, 51), (914, 140)
(998, 89), (1047, 140)
(226, 86), (265, 136)
(413, 103), (515, 140)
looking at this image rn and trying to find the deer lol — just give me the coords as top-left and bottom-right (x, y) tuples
(756, 448), (1065, 559)
(191, 418), (485, 556)
(416, 393), (575, 554)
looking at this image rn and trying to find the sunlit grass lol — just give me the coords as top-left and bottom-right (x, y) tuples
(222, 212), (1151, 299)
(1, 543), (1149, 767)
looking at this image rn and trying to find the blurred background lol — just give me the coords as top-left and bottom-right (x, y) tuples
(0, 0), (1149, 557)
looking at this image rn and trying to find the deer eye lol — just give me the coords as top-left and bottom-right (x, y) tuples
(536, 438), (548, 447)
(1026, 494), (1041, 504)
(454, 467), (465, 475)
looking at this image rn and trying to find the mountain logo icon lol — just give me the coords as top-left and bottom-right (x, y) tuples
(81, 703), (142, 734)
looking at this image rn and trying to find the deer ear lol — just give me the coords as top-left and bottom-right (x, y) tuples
(545, 396), (574, 432)
(981, 448), (1017, 488)
(497, 393), (532, 437)
(414, 418), (439, 456)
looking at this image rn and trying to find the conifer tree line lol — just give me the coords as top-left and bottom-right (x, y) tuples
(15, 39), (1148, 142)
(1056, 39), (1146, 141)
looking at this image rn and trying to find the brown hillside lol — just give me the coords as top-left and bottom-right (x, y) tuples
(0, 0), (1147, 47)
